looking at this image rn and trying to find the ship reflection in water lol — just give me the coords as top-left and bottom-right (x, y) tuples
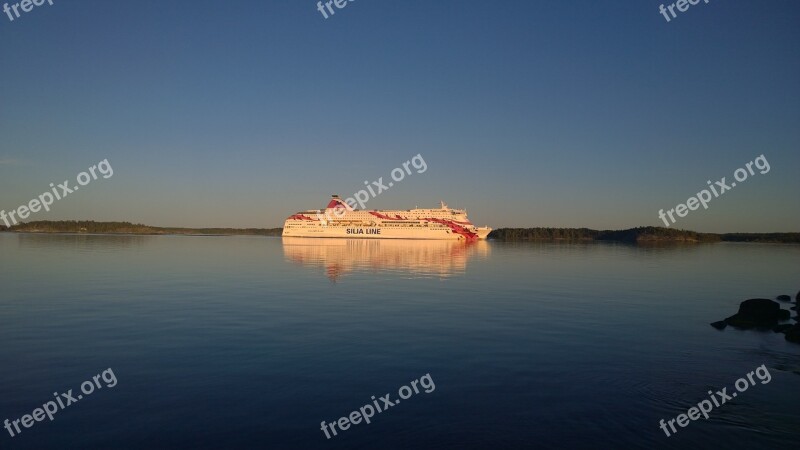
(281, 237), (490, 282)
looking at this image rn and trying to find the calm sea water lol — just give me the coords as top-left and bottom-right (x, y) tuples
(0, 233), (798, 449)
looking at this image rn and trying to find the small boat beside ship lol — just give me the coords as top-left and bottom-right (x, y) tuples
(282, 195), (491, 240)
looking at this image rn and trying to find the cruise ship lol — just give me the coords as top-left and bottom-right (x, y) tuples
(282, 195), (491, 240)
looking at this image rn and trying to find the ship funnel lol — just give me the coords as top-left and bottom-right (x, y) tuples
(327, 195), (354, 211)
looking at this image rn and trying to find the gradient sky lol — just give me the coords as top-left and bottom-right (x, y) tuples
(1, 0), (798, 232)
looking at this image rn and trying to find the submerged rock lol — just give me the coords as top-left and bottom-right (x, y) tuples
(785, 324), (800, 343)
(710, 321), (727, 330)
(724, 298), (791, 329)
(777, 294), (791, 301)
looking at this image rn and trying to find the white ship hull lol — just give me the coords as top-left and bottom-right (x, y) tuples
(283, 225), (463, 240)
(282, 196), (491, 241)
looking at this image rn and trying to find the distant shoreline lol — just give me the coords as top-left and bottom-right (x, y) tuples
(1, 221), (798, 244)
(0, 221), (283, 237)
(489, 227), (800, 244)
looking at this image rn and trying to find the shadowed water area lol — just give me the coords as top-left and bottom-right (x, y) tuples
(0, 233), (798, 449)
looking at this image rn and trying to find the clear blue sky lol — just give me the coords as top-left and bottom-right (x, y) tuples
(1, 0), (798, 232)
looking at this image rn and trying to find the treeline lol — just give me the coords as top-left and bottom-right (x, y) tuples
(4, 221), (283, 236)
(489, 227), (799, 244)
(488, 228), (599, 241)
(720, 233), (800, 244)
(595, 226), (720, 243)
(3, 222), (798, 243)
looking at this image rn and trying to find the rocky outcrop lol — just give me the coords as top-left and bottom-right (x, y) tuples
(721, 298), (790, 329)
(773, 322), (800, 343)
(785, 324), (800, 343)
(773, 324), (794, 333)
(710, 321), (727, 330)
(711, 293), (799, 345)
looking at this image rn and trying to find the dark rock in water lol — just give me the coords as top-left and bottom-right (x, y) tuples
(740, 298), (781, 316)
(710, 321), (727, 330)
(785, 324), (800, 343)
(777, 295), (791, 301)
(724, 298), (791, 329)
(774, 324), (794, 333)
(796, 290), (800, 301)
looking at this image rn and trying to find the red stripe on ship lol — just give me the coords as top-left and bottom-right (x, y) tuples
(425, 218), (478, 241)
(369, 212), (407, 220)
(449, 219), (473, 225)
